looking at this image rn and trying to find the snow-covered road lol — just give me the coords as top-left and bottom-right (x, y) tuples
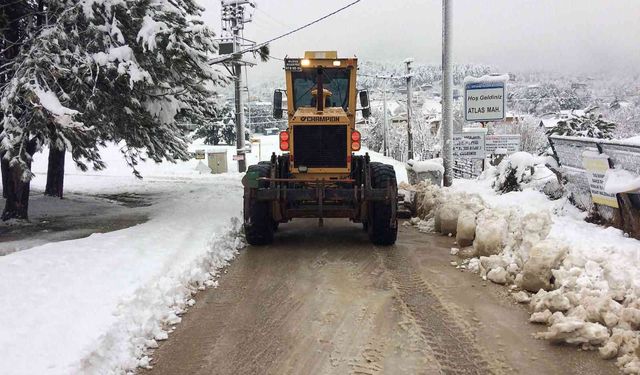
(144, 220), (617, 375)
(0, 134), (409, 374)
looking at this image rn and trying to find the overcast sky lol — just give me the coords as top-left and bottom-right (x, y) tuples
(201, 0), (640, 82)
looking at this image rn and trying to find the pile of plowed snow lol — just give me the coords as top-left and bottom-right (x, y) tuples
(406, 152), (640, 373)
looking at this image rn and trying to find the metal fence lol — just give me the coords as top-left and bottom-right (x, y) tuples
(453, 158), (483, 179)
(548, 135), (640, 213)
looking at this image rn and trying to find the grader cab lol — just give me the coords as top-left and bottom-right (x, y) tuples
(242, 51), (398, 246)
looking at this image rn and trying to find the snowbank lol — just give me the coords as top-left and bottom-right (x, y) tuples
(406, 158), (444, 174)
(1, 142), (247, 374)
(605, 169), (640, 194)
(365, 146), (408, 184)
(408, 158), (640, 373)
(623, 136), (640, 146)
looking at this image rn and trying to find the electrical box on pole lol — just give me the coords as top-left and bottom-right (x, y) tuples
(219, 0), (257, 173)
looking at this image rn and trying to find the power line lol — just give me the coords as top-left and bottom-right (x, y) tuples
(252, 0), (361, 51)
(267, 54), (285, 61)
(254, 7), (291, 29)
(210, 0), (362, 64)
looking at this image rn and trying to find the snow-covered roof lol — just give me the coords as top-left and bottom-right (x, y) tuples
(421, 98), (441, 115)
(539, 119), (561, 129)
(559, 109), (585, 117)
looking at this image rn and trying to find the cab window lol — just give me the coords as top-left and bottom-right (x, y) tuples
(292, 68), (350, 110)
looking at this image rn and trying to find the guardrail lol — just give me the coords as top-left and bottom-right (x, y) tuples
(548, 134), (640, 238)
(548, 135), (640, 174)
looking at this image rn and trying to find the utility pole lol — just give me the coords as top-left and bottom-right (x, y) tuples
(382, 80), (388, 157)
(405, 58), (414, 161)
(367, 73), (407, 158)
(220, 0), (255, 173)
(233, 61), (246, 172)
(442, 0), (453, 186)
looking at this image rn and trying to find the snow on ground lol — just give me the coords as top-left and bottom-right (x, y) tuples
(0, 193), (148, 255)
(406, 158), (444, 174)
(0, 140), (251, 374)
(407, 153), (640, 373)
(365, 146), (408, 184)
(605, 168), (640, 194)
(0, 134), (405, 375)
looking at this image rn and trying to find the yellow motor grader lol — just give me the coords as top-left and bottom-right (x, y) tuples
(242, 51), (397, 245)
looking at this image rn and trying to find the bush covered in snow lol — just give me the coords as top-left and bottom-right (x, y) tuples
(491, 118), (549, 154)
(490, 152), (564, 200)
(492, 152), (536, 193)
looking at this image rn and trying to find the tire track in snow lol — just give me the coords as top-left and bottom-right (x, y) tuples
(380, 248), (498, 375)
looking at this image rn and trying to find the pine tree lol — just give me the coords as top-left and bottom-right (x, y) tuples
(0, 0), (45, 219)
(547, 107), (616, 139)
(192, 102), (234, 145)
(1, 0), (229, 219)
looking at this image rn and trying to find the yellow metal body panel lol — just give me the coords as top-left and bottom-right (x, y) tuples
(284, 52), (358, 180)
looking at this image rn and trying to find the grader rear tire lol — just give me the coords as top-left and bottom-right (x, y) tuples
(368, 162), (398, 246)
(244, 164), (275, 246)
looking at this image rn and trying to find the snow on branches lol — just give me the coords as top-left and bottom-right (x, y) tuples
(547, 107), (616, 139)
(0, 0), (230, 180)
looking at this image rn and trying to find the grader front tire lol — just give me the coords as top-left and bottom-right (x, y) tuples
(368, 162), (398, 246)
(244, 164), (275, 246)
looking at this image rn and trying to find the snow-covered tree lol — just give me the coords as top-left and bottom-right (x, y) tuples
(192, 102), (234, 145)
(605, 99), (640, 139)
(0, 0), (49, 217)
(491, 118), (548, 154)
(547, 107), (616, 139)
(246, 103), (284, 134)
(360, 106), (406, 161)
(507, 83), (590, 116)
(0, 0), (229, 219)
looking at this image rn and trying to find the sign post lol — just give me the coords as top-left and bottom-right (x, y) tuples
(251, 138), (261, 161)
(582, 151), (619, 208)
(485, 135), (521, 154)
(453, 131), (486, 159)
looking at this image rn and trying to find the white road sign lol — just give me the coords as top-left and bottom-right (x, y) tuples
(464, 80), (506, 122)
(485, 135), (521, 154)
(453, 132), (486, 159)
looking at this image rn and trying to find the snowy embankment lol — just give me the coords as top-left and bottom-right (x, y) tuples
(406, 153), (640, 373)
(0, 140), (252, 374)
